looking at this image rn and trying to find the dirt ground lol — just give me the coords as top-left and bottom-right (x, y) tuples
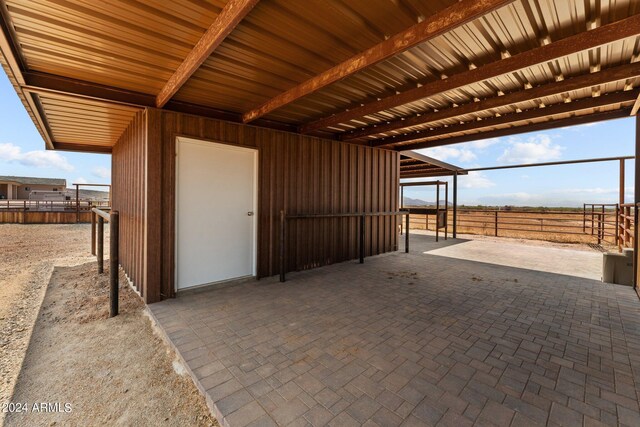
(410, 210), (619, 247)
(0, 224), (217, 427)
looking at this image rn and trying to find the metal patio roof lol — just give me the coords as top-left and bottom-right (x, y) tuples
(0, 0), (638, 153)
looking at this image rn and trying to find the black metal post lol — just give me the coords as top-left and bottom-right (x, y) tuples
(453, 172), (458, 238)
(91, 211), (96, 256)
(75, 184), (80, 223)
(400, 186), (404, 236)
(97, 216), (104, 274)
(359, 215), (365, 264)
(280, 210), (286, 282)
(436, 182), (440, 242)
(405, 213), (409, 253)
(110, 211), (119, 317)
(635, 115), (639, 289)
(444, 181), (448, 240)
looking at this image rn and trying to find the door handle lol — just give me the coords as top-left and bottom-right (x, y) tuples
(247, 211), (254, 216)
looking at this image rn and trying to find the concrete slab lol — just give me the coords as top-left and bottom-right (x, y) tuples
(425, 239), (602, 280)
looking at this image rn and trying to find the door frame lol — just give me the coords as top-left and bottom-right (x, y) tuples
(174, 136), (258, 291)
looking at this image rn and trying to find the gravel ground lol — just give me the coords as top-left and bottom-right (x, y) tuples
(0, 224), (217, 426)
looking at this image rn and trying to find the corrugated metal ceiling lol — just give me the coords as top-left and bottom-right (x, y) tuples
(1, 0), (638, 149)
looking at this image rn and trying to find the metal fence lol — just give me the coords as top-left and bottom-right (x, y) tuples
(407, 205), (634, 249)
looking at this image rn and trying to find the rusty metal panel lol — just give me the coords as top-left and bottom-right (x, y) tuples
(157, 110), (399, 298)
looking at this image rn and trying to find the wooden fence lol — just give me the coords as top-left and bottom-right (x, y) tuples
(0, 200), (109, 224)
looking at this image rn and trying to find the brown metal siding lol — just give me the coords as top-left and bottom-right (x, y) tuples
(157, 110), (399, 300)
(111, 109), (399, 302)
(111, 109), (146, 297)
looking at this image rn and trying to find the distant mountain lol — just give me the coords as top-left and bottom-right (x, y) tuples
(403, 197), (452, 207)
(66, 188), (110, 201)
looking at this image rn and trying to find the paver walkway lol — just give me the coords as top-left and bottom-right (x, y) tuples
(149, 235), (640, 426)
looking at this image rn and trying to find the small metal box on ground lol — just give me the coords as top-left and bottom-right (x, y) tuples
(602, 248), (634, 286)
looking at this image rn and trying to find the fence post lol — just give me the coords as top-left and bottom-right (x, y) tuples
(359, 215), (365, 264)
(280, 210), (286, 282)
(582, 203), (586, 233)
(97, 216), (104, 274)
(591, 205), (594, 235)
(615, 204), (620, 250)
(110, 211), (119, 317)
(494, 211), (498, 237)
(405, 213), (409, 253)
(626, 206), (631, 246)
(91, 211), (96, 256)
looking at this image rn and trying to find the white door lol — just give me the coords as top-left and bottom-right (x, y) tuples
(176, 137), (257, 290)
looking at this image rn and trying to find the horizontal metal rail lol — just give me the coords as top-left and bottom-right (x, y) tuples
(280, 211), (410, 282)
(408, 205), (628, 246)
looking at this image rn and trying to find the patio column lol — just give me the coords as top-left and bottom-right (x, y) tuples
(635, 114), (639, 288)
(7, 183), (13, 200)
(453, 171), (458, 238)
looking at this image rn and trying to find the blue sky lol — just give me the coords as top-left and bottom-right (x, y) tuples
(0, 68), (636, 206)
(0, 71), (111, 186)
(405, 118), (636, 207)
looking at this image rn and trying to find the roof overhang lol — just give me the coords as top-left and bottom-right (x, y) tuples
(0, 0), (638, 153)
(399, 150), (468, 179)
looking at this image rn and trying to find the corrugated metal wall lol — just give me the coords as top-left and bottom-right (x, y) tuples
(113, 108), (399, 302)
(111, 109), (146, 297)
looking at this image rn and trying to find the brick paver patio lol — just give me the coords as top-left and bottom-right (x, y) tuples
(149, 235), (640, 426)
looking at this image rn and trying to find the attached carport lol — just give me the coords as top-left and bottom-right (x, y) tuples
(1, 0), (640, 425)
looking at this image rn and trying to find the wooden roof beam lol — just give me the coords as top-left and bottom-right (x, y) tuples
(155, 0), (259, 108)
(396, 107), (633, 151)
(242, 0), (514, 123)
(372, 89), (639, 148)
(632, 90), (640, 115)
(375, 90), (638, 148)
(301, 13), (640, 134)
(344, 61), (640, 141)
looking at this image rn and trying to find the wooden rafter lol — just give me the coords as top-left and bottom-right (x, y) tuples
(343, 61), (640, 141)
(375, 90), (638, 148)
(632, 91), (640, 116)
(371, 89), (639, 148)
(301, 14), (640, 134)
(241, 0), (514, 123)
(397, 108), (633, 151)
(155, 0), (259, 108)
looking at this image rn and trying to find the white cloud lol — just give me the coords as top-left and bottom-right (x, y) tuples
(460, 171), (495, 189)
(74, 177), (88, 184)
(0, 142), (74, 172)
(549, 187), (617, 195)
(497, 134), (563, 164)
(466, 138), (500, 150)
(418, 146), (477, 163)
(92, 166), (111, 179)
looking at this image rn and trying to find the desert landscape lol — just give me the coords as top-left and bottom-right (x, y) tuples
(0, 224), (217, 426)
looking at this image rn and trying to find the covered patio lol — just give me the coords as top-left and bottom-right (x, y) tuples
(149, 234), (640, 426)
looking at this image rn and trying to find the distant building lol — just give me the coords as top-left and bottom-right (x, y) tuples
(0, 176), (67, 200)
